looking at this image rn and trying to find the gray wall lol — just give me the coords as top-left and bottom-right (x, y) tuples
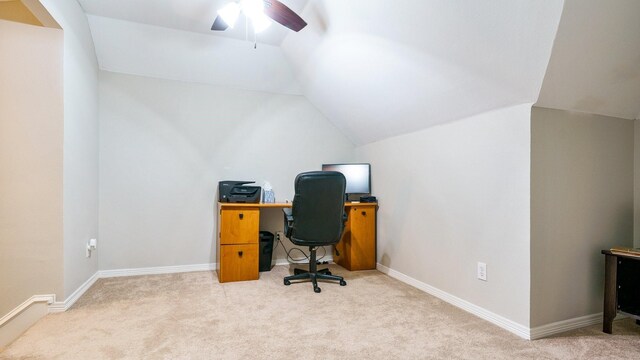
(0, 20), (64, 315)
(41, 0), (100, 299)
(357, 104), (532, 327)
(530, 107), (634, 327)
(98, 71), (355, 270)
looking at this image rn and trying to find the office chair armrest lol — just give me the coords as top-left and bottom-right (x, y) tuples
(283, 208), (293, 238)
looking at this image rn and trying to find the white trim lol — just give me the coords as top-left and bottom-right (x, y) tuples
(48, 271), (100, 313)
(4, 264), (215, 324)
(0, 295), (56, 327)
(376, 263), (531, 340)
(98, 263), (215, 278)
(529, 313), (602, 340)
(2, 262), (607, 342)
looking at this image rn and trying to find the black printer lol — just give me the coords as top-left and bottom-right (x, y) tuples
(218, 181), (261, 203)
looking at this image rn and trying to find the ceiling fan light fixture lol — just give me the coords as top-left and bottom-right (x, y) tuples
(240, 0), (264, 20)
(251, 12), (272, 33)
(218, 2), (240, 28)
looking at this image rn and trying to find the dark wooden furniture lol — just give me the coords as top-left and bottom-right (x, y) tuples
(601, 250), (640, 334)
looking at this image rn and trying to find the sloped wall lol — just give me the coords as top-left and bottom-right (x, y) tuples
(282, 0), (563, 145)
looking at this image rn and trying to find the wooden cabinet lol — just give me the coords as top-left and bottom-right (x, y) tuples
(216, 202), (377, 282)
(217, 205), (260, 282)
(219, 209), (259, 245)
(219, 244), (259, 283)
(334, 203), (377, 271)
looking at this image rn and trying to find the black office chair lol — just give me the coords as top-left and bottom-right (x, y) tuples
(283, 171), (347, 293)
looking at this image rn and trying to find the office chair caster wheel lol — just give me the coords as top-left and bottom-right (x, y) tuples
(284, 279), (291, 286)
(340, 280), (347, 286)
(314, 286), (321, 293)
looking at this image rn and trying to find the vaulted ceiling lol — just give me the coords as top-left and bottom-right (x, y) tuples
(536, 0), (640, 121)
(76, 0), (640, 145)
(280, 0), (563, 144)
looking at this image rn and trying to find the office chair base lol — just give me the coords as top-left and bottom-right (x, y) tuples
(284, 271), (346, 292)
(293, 267), (332, 276)
(284, 247), (346, 292)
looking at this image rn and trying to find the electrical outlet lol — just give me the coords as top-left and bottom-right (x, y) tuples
(477, 262), (487, 281)
(86, 238), (97, 258)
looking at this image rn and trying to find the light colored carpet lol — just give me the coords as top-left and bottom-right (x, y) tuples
(1, 265), (639, 359)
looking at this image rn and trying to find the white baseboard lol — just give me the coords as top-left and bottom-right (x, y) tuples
(1, 295), (56, 348)
(0, 295), (56, 328)
(0, 262), (215, 347)
(376, 263), (531, 339)
(0, 301), (49, 348)
(98, 263), (215, 278)
(529, 313), (602, 340)
(376, 263), (609, 340)
(3, 261), (605, 344)
(49, 271), (100, 313)
(49, 263), (216, 313)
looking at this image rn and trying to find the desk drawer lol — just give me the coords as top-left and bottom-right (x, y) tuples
(219, 244), (259, 283)
(219, 209), (259, 245)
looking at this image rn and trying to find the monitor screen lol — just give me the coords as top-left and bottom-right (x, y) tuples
(321, 163), (371, 195)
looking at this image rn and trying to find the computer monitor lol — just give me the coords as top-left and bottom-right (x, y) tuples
(321, 163), (371, 199)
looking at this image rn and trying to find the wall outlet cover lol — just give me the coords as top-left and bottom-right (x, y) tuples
(477, 262), (487, 281)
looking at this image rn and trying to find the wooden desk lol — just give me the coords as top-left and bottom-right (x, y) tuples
(217, 202), (377, 283)
(601, 250), (640, 334)
(334, 203), (377, 271)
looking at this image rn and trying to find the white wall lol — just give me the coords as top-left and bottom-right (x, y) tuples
(98, 71), (354, 270)
(0, 19), (64, 315)
(356, 104), (532, 327)
(531, 107), (634, 327)
(41, 0), (100, 299)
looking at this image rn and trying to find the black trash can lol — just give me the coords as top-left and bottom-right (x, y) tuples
(259, 231), (274, 272)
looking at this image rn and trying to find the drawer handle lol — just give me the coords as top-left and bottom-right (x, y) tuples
(238, 251), (243, 258)
(239, 213), (244, 220)
(361, 211), (366, 216)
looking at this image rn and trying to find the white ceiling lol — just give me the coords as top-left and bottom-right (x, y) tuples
(77, 0), (640, 145)
(281, 0), (564, 144)
(78, 0), (309, 46)
(537, 0), (640, 120)
(88, 15), (302, 95)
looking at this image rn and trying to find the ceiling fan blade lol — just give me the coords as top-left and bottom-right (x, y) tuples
(263, 0), (307, 32)
(211, 15), (229, 31)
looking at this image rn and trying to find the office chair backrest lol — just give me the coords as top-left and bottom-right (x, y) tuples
(291, 171), (346, 246)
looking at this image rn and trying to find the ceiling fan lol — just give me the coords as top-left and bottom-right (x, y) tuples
(211, 0), (307, 34)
